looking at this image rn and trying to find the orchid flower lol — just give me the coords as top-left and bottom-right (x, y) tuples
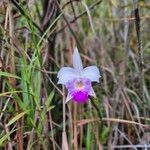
(57, 47), (101, 103)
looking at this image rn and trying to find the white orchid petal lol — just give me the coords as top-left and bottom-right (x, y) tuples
(81, 66), (100, 82)
(73, 47), (83, 72)
(89, 88), (96, 98)
(66, 93), (72, 103)
(57, 67), (78, 85)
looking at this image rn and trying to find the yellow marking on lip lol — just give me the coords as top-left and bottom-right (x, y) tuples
(76, 81), (84, 90)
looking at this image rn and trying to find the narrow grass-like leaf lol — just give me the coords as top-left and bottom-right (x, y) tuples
(45, 90), (55, 108)
(6, 111), (28, 127)
(0, 91), (23, 97)
(86, 124), (91, 150)
(46, 105), (55, 112)
(0, 128), (17, 145)
(20, 60), (30, 108)
(0, 71), (21, 79)
(81, 1), (95, 35)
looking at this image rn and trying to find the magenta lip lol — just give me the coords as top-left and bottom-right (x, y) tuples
(72, 91), (89, 103)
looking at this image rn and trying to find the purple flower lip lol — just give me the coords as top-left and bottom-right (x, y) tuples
(73, 91), (89, 103)
(57, 47), (101, 103)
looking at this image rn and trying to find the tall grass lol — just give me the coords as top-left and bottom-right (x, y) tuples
(0, 0), (150, 149)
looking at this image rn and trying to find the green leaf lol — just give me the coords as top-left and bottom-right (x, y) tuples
(0, 91), (23, 97)
(86, 124), (91, 150)
(0, 71), (21, 79)
(6, 111), (28, 127)
(45, 90), (55, 108)
(46, 105), (55, 112)
(100, 126), (110, 144)
(0, 128), (17, 145)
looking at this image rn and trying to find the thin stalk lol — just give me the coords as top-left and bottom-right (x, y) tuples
(73, 103), (78, 150)
(91, 99), (103, 133)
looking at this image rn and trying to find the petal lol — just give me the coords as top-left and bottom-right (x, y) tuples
(73, 47), (83, 72)
(66, 93), (73, 103)
(81, 66), (101, 83)
(57, 67), (78, 85)
(89, 87), (96, 98)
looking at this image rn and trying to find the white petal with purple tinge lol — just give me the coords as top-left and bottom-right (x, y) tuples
(57, 67), (78, 85)
(66, 93), (73, 103)
(89, 87), (96, 98)
(81, 66), (101, 83)
(73, 47), (83, 72)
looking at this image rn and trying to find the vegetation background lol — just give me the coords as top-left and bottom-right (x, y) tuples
(0, 0), (150, 149)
